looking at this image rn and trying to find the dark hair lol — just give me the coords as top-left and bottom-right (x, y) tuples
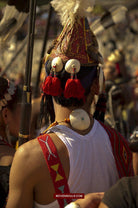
(0, 77), (22, 112)
(0, 77), (8, 97)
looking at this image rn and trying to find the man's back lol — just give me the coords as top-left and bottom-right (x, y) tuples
(6, 119), (126, 208)
(46, 120), (119, 193)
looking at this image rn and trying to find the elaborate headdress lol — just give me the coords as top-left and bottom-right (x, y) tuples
(42, 0), (104, 100)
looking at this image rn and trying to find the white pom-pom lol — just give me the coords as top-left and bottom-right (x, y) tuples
(51, 57), (63, 72)
(65, 59), (80, 74)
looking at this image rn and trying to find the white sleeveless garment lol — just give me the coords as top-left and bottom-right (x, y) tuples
(34, 119), (119, 208)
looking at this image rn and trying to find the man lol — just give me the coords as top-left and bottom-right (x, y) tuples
(6, 0), (133, 208)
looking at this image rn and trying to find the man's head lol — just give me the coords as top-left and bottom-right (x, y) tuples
(103, 49), (125, 82)
(103, 61), (118, 81)
(40, 1), (105, 124)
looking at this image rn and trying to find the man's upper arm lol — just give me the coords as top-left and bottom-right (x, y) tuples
(6, 144), (34, 208)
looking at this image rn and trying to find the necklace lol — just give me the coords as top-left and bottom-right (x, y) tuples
(0, 135), (12, 147)
(44, 109), (91, 133)
(45, 118), (70, 132)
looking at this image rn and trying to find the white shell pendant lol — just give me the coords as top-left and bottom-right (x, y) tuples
(65, 59), (80, 73)
(69, 109), (90, 130)
(51, 57), (63, 72)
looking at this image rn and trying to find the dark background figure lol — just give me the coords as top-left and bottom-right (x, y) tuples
(103, 49), (136, 139)
(0, 77), (22, 207)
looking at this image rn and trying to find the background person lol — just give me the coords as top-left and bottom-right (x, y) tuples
(0, 76), (22, 207)
(103, 50), (136, 138)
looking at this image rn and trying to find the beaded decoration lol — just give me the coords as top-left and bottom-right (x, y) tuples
(0, 81), (17, 111)
(44, 109), (90, 132)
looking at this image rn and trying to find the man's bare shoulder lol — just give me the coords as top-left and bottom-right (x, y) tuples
(7, 137), (56, 207)
(12, 138), (49, 181)
(16, 138), (40, 161)
(13, 133), (69, 180)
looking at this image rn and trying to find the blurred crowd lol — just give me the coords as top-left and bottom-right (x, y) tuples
(0, 2), (138, 207)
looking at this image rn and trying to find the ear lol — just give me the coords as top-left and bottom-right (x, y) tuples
(1, 107), (9, 124)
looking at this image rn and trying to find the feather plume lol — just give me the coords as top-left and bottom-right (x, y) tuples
(51, 0), (95, 26)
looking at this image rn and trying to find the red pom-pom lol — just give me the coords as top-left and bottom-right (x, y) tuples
(42, 76), (62, 96)
(42, 76), (52, 94)
(64, 79), (85, 99)
(51, 77), (63, 96)
(64, 79), (76, 98)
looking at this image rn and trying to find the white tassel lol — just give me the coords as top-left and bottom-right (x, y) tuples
(51, 0), (95, 26)
(99, 66), (104, 94)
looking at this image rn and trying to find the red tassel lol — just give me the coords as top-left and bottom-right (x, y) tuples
(64, 79), (85, 99)
(64, 79), (76, 98)
(42, 76), (52, 94)
(52, 77), (63, 96)
(42, 76), (62, 96)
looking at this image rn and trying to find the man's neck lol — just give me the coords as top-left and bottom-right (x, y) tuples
(53, 101), (73, 122)
(53, 96), (93, 119)
(52, 98), (95, 135)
